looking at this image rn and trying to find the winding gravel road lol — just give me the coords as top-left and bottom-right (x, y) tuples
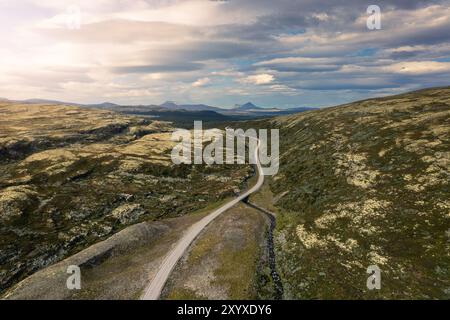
(141, 136), (264, 300)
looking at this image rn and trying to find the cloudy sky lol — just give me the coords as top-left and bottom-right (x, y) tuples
(0, 0), (449, 108)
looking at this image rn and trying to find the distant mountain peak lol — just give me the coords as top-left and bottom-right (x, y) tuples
(160, 101), (179, 108)
(235, 102), (262, 110)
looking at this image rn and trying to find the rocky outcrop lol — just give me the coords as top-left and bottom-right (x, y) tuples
(111, 204), (146, 224)
(0, 185), (38, 221)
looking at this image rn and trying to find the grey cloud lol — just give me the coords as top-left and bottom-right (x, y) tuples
(291, 79), (400, 90)
(263, 65), (341, 73)
(150, 41), (261, 61)
(254, 58), (342, 73)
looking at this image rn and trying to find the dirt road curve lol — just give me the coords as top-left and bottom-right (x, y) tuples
(141, 137), (264, 300)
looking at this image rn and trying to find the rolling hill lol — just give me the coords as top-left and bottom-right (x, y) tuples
(0, 101), (252, 293)
(244, 86), (450, 299)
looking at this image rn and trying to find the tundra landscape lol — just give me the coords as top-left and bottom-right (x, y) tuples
(0, 0), (449, 304)
(0, 102), (252, 295)
(1, 87), (449, 299)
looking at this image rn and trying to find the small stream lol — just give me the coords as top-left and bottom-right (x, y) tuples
(244, 200), (284, 299)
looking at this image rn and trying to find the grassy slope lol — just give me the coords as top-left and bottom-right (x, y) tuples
(247, 87), (449, 299)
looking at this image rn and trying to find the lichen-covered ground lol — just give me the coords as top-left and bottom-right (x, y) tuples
(3, 200), (229, 300)
(0, 102), (251, 293)
(2, 86), (449, 299)
(246, 87), (450, 299)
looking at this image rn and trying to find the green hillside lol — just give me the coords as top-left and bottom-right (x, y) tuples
(250, 87), (450, 299)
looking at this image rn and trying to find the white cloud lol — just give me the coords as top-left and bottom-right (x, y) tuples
(241, 74), (275, 85)
(192, 77), (211, 87)
(383, 61), (450, 74)
(312, 12), (330, 21)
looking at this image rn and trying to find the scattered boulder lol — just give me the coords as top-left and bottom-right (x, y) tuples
(118, 193), (135, 202)
(159, 195), (175, 203)
(0, 186), (38, 221)
(111, 204), (146, 224)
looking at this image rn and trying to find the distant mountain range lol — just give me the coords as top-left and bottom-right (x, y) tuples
(1, 98), (317, 125)
(159, 101), (223, 112)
